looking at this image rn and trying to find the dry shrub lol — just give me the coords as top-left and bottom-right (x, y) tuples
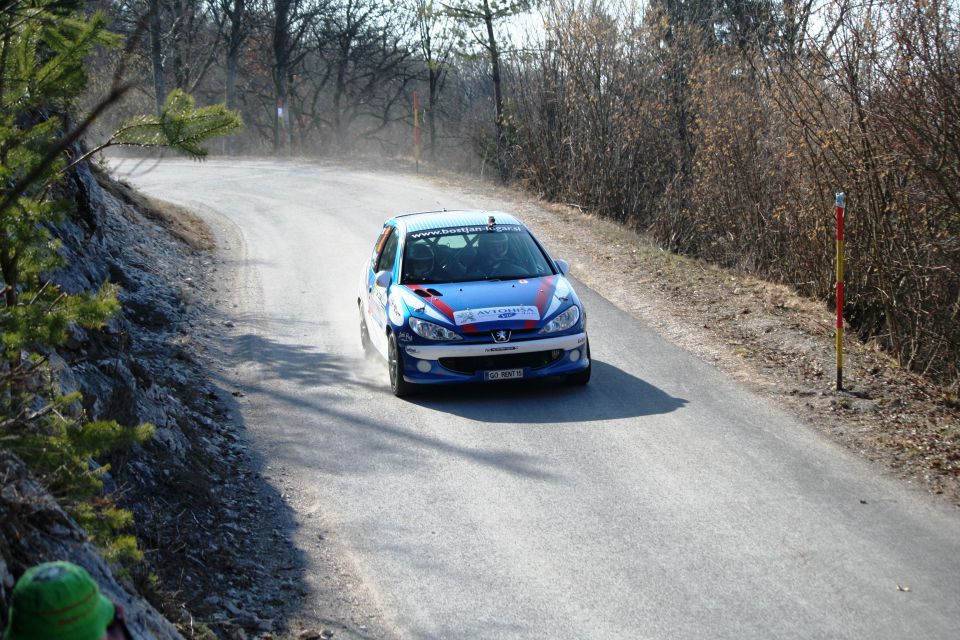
(504, 0), (959, 386)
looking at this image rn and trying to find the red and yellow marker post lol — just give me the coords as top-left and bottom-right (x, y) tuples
(835, 192), (845, 391)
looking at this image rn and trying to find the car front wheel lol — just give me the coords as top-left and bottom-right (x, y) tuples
(387, 332), (413, 397)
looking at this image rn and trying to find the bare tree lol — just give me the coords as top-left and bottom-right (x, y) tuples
(293, 0), (415, 151)
(106, 0), (227, 113)
(223, 0), (248, 113)
(149, 0), (166, 113)
(444, 0), (531, 180)
(272, 0), (326, 152)
(413, 0), (456, 158)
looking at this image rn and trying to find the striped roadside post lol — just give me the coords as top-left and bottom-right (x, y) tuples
(835, 192), (845, 391)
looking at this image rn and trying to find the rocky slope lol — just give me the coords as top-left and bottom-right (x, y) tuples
(1, 159), (306, 639)
(0, 451), (183, 639)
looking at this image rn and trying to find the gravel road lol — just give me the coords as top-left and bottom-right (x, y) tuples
(117, 158), (960, 640)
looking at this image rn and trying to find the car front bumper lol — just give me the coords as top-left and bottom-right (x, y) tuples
(400, 331), (589, 384)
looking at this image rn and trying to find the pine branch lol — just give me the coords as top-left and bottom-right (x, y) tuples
(0, 81), (131, 217)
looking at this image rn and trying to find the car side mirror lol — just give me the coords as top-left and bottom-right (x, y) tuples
(375, 270), (393, 288)
(555, 259), (570, 275)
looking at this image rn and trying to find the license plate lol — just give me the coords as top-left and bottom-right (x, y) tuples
(485, 368), (524, 380)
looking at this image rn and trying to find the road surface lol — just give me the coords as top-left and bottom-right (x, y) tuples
(118, 158), (960, 639)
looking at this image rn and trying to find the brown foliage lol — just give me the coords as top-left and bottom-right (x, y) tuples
(505, 0), (960, 386)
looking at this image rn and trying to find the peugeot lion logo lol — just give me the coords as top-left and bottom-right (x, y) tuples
(493, 330), (511, 343)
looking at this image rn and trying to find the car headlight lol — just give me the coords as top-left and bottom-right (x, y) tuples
(409, 317), (462, 341)
(539, 305), (581, 334)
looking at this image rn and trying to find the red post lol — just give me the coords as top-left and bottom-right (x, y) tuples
(835, 192), (845, 391)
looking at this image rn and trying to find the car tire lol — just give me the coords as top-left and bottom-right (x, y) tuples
(566, 340), (591, 386)
(388, 332), (413, 397)
(359, 301), (373, 355)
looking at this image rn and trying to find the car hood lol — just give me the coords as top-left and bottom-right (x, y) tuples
(398, 275), (576, 332)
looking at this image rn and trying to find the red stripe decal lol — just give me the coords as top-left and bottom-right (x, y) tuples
(404, 285), (457, 323)
(525, 276), (557, 329)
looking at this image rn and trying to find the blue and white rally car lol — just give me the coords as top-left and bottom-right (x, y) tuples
(358, 210), (590, 396)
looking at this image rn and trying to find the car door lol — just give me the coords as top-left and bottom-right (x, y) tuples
(366, 225), (398, 353)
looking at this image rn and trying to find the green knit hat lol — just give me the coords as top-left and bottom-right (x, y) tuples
(4, 561), (115, 640)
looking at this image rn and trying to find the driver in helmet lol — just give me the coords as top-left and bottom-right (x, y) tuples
(468, 231), (513, 277)
(405, 240), (435, 282)
(484, 232), (509, 263)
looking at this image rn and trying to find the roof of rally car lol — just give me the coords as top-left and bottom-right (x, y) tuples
(391, 210), (524, 233)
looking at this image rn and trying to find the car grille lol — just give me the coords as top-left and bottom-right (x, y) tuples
(461, 328), (539, 337)
(439, 349), (564, 374)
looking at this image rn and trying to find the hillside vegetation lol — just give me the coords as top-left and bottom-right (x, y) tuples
(508, 1), (960, 389)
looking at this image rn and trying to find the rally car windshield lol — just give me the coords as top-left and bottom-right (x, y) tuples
(401, 226), (555, 285)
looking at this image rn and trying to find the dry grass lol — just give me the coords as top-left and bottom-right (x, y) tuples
(95, 169), (215, 251)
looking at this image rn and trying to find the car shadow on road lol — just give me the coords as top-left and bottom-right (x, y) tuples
(213, 325), (386, 392)
(409, 359), (688, 423)
(207, 330), (687, 483)
(210, 331), (559, 480)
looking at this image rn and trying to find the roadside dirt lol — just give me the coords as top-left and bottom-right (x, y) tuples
(420, 168), (960, 507)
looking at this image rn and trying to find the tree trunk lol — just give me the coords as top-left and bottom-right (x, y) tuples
(482, 0), (507, 181)
(334, 54), (347, 149)
(172, 0), (186, 90)
(225, 0), (245, 154)
(1, 245), (19, 374)
(149, 0), (166, 115)
(273, 0), (291, 154)
(428, 65), (439, 159)
(0, 246), (16, 309)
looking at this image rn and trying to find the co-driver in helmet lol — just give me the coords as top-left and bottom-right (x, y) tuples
(405, 240), (435, 282)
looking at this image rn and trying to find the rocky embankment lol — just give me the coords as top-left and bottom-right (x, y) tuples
(1, 159), (305, 639)
(0, 451), (183, 638)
